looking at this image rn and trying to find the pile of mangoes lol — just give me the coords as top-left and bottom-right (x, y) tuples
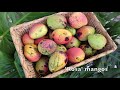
(22, 12), (107, 77)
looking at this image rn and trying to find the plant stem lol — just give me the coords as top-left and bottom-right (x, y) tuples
(1, 12), (32, 40)
(1, 30), (9, 38)
(15, 12), (31, 25)
(0, 36), (3, 39)
(14, 60), (22, 78)
(109, 54), (120, 61)
(0, 36), (2, 43)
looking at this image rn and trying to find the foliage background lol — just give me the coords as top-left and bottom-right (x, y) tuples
(0, 12), (120, 78)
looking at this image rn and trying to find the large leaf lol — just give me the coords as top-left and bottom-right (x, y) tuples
(0, 51), (19, 78)
(95, 12), (120, 38)
(91, 46), (120, 78)
(103, 68), (120, 78)
(18, 12), (55, 23)
(0, 12), (23, 36)
(0, 34), (15, 55)
(14, 52), (25, 78)
(108, 22), (120, 38)
(0, 12), (55, 78)
(0, 12), (25, 55)
(95, 45), (120, 68)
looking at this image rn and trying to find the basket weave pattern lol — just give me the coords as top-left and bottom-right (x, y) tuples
(10, 12), (117, 78)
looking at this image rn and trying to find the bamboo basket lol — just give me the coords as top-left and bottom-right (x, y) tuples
(10, 12), (117, 78)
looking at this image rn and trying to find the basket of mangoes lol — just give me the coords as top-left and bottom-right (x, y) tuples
(10, 12), (117, 78)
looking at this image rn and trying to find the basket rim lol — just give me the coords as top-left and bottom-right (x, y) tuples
(43, 49), (116, 78)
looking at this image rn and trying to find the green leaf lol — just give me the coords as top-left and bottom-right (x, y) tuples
(79, 70), (95, 78)
(14, 12), (55, 24)
(0, 12), (10, 35)
(108, 22), (120, 37)
(0, 33), (15, 55)
(0, 51), (19, 78)
(92, 45), (120, 78)
(113, 73), (120, 78)
(95, 12), (107, 26)
(0, 12), (23, 36)
(0, 12), (26, 55)
(69, 71), (80, 78)
(14, 52), (25, 78)
(89, 72), (103, 78)
(103, 68), (120, 78)
(104, 12), (120, 20)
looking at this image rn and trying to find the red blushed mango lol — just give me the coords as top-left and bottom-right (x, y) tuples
(29, 23), (48, 39)
(22, 33), (34, 45)
(51, 29), (73, 45)
(69, 12), (88, 29)
(24, 44), (41, 62)
(66, 47), (85, 63)
(77, 26), (95, 41)
(34, 36), (48, 45)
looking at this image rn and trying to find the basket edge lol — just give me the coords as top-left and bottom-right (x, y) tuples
(43, 49), (116, 78)
(10, 27), (37, 78)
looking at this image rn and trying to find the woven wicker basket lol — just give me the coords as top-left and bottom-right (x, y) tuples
(10, 12), (117, 78)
